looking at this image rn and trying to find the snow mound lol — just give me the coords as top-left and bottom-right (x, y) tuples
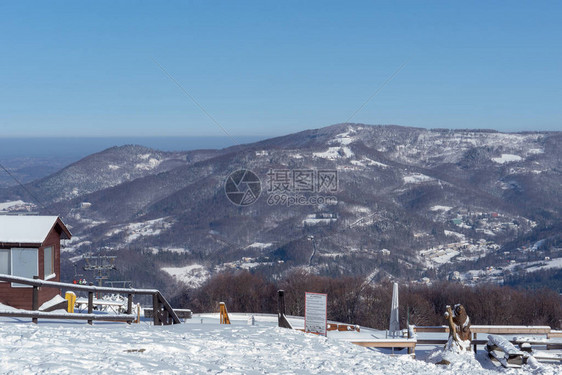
(1, 320), (552, 374)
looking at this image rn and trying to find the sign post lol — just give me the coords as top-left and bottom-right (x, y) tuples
(304, 292), (328, 336)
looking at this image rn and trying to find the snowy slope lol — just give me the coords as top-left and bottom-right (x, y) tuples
(0, 315), (558, 374)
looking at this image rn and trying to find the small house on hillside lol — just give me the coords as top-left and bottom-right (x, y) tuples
(0, 215), (71, 310)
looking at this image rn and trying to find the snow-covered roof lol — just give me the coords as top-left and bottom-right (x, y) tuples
(0, 215), (71, 245)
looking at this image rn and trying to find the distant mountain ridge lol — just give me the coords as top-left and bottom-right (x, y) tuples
(0, 123), (560, 295)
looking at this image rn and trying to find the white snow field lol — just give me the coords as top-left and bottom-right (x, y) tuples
(0, 313), (559, 374)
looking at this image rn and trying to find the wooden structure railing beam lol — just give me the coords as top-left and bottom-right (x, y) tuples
(0, 310), (135, 322)
(0, 274), (180, 325)
(0, 274), (158, 295)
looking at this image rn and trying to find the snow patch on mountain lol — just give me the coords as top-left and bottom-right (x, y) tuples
(444, 230), (466, 241)
(491, 154), (523, 164)
(105, 218), (173, 243)
(0, 200), (32, 211)
(330, 128), (357, 146)
(351, 157), (388, 168)
(431, 205), (453, 212)
(421, 247), (461, 265)
(313, 146), (354, 159)
(246, 242), (273, 249)
(527, 148), (544, 155)
(135, 157), (161, 170)
(403, 173), (435, 184)
(522, 257), (562, 273)
(125, 218), (171, 242)
(303, 214), (337, 226)
(161, 264), (210, 287)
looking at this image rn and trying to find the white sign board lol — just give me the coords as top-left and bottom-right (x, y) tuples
(304, 292), (327, 336)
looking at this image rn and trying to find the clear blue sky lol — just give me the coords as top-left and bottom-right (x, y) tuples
(1, 1), (561, 137)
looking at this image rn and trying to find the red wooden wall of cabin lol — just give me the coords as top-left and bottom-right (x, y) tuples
(0, 226), (62, 310)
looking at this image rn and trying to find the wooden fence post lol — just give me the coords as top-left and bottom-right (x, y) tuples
(87, 291), (94, 325)
(32, 276), (39, 324)
(126, 293), (133, 324)
(277, 290), (292, 329)
(153, 293), (160, 325)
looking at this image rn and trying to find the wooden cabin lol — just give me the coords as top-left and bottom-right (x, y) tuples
(0, 215), (71, 310)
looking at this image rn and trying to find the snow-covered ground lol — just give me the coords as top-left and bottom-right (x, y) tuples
(0, 313), (559, 374)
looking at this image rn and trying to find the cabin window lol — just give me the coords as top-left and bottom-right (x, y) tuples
(44, 246), (54, 279)
(0, 249), (9, 275)
(11, 248), (38, 288)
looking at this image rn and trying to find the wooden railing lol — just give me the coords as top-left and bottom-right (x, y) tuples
(410, 325), (554, 352)
(0, 274), (180, 325)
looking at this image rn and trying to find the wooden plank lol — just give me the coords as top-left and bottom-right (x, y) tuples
(145, 307), (186, 319)
(75, 298), (127, 307)
(472, 325), (551, 334)
(533, 353), (562, 361)
(487, 335), (525, 356)
(351, 340), (416, 348)
(488, 349), (513, 368)
(416, 339), (489, 346)
(413, 325), (449, 333)
(0, 274), (181, 325)
(0, 310), (135, 322)
(157, 292), (181, 325)
(413, 325), (551, 335)
(0, 274), (158, 295)
(548, 330), (562, 338)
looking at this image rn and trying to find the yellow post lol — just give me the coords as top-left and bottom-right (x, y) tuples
(65, 291), (76, 313)
(219, 302), (231, 324)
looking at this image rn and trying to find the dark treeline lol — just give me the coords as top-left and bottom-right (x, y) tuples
(172, 269), (562, 329)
